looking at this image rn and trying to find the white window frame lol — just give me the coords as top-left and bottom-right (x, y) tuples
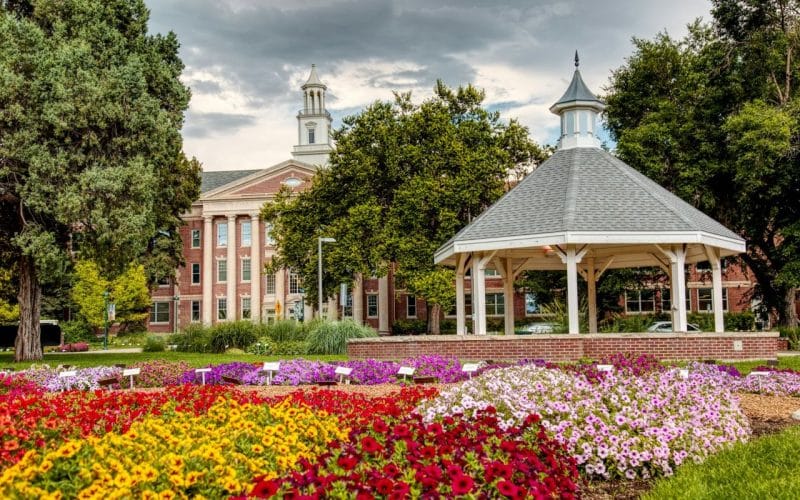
(265, 273), (276, 295)
(150, 302), (170, 324)
(241, 257), (251, 282)
(217, 298), (227, 321)
(191, 229), (201, 248)
(486, 293), (504, 316)
(406, 295), (417, 318)
(289, 269), (302, 294)
(191, 301), (201, 322)
(191, 263), (201, 285)
(698, 287), (728, 313)
(367, 294), (378, 318)
(265, 223), (275, 246)
(308, 128), (315, 144)
(241, 297), (251, 319)
(217, 259), (227, 283)
(625, 289), (656, 314)
(217, 222), (228, 247)
(241, 221), (251, 247)
(445, 293), (472, 318)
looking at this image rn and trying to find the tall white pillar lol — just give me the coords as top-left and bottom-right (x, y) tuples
(566, 246), (580, 334)
(250, 213), (261, 323)
(352, 273), (364, 325)
(226, 214), (237, 321)
(471, 256), (487, 335)
(378, 275), (390, 335)
(671, 246), (688, 332)
(455, 268), (466, 335)
(706, 246), (725, 332)
(503, 258), (515, 335)
(586, 257), (597, 333)
(202, 216), (213, 325)
(275, 268), (286, 319)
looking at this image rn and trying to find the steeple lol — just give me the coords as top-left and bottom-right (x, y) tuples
(293, 64), (333, 167)
(549, 52), (605, 150)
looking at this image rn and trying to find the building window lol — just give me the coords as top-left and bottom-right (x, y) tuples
(241, 258), (251, 282)
(343, 293), (353, 318)
(525, 292), (539, 315)
(484, 269), (500, 277)
(486, 293), (505, 316)
(625, 290), (655, 314)
(157, 276), (170, 287)
(191, 229), (201, 248)
(308, 128), (315, 144)
(241, 221), (251, 247)
(265, 273), (276, 295)
(367, 295), (378, 318)
(191, 301), (201, 322)
(289, 269), (302, 294)
(217, 260), (227, 283)
(150, 302), (169, 324)
(698, 288), (728, 312)
(217, 298), (227, 320)
(191, 263), (200, 285)
(660, 289), (672, 312)
(242, 297), (251, 319)
(265, 223), (275, 246)
(446, 294), (473, 317)
(265, 308), (276, 324)
(406, 295), (417, 318)
(217, 222), (228, 247)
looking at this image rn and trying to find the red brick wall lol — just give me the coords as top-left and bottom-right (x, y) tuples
(347, 332), (780, 362)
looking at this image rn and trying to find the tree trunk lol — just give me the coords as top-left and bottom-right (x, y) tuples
(15, 255), (43, 361)
(428, 303), (441, 334)
(786, 287), (799, 328)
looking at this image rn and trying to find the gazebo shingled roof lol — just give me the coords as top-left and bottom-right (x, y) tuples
(435, 55), (745, 336)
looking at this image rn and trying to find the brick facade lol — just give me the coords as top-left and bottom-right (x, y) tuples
(347, 332), (781, 362)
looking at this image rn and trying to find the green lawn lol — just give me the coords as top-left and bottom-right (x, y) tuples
(730, 356), (800, 375)
(643, 425), (800, 499)
(0, 351), (347, 370)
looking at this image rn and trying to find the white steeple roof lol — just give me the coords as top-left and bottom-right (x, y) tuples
(302, 64), (325, 89)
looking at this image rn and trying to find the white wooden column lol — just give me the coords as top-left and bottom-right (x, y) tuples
(586, 257), (597, 333)
(471, 254), (491, 335)
(705, 246), (725, 332)
(378, 275), (390, 335)
(455, 254), (467, 335)
(669, 246), (688, 332)
(202, 215), (213, 325)
(566, 246), (580, 334)
(503, 258), (515, 335)
(250, 213), (261, 323)
(352, 273), (364, 325)
(226, 215), (237, 320)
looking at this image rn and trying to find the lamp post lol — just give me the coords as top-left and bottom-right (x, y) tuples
(102, 290), (109, 351)
(318, 237), (336, 318)
(173, 294), (180, 334)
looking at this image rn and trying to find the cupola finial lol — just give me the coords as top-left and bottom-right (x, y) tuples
(574, 50), (579, 68)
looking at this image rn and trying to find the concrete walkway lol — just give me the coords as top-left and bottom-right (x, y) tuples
(50, 347), (143, 354)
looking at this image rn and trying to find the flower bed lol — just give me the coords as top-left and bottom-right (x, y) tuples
(417, 364), (751, 480)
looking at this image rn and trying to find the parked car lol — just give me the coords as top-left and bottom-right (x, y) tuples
(647, 321), (701, 333)
(522, 322), (557, 334)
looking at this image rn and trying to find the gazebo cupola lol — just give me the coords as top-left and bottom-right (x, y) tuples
(550, 52), (605, 150)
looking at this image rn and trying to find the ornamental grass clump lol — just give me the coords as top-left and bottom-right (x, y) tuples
(417, 365), (750, 480)
(306, 320), (377, 355)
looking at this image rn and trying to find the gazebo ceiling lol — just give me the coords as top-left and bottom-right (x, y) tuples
(434, 147), (745, 267)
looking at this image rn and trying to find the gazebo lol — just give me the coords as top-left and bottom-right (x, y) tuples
(434, 56), (746, 335)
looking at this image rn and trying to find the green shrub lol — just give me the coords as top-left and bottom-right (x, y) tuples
(600, 313), (661, 333)
(307, 320), (377, 355)
(725, 311), (756, 331)
(779, 327), (800, 350)
(142, 335), (166, 352)
(439, 319), (457, 334)
(274, 340), (308, 356)
(246, 337), (277, 355)
(209, 321), (259, 353)
(687, 313), (714, 331)
(61, 319), (95, 343)
(392, 319), (427, 335)
(266, 320), (305, 342)
(171, 323), (212, 352)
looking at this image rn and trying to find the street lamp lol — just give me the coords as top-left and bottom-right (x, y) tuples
(102, 290), (109, 351)
(173, 294), (180, 334)
(318, 237), (336, 319)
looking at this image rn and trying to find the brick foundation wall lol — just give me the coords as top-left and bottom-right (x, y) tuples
(347, 332), (781, 362)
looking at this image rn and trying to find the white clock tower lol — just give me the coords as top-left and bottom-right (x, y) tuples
(292, 64), (333, 166)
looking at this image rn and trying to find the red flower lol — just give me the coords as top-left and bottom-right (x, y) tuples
(373, 418), (389, 433)
(497, 480), (518, 498)
(250, 478), (281, 498)
(500, 440), (517, 453)
(451, 474), (474, 495)
(420, 446), (436, 460)
(382, 463), (400, 478)
(337, 455), (359, 470)
(360, 436), (382, 454)
(392, 424), (411, 438)
(374, 478), (394, 495)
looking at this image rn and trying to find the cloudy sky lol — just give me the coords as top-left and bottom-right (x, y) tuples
(147, 0), (712, 172)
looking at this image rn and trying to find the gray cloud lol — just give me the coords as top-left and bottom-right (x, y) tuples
(182, 111), (257, 138)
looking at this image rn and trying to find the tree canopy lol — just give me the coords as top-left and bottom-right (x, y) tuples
(0, 0), (200, 360)
(263, 82), (545, 332)
(604, 1), (800, 325)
